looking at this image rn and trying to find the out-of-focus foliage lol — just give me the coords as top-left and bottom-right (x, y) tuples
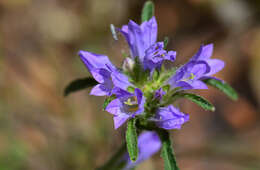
(0, 0), (260, 169)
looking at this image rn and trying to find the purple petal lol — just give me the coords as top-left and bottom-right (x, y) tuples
(191, 44), (213, 61)
(111, 87), (132, 98)
(111, 71), (132, 90)
(154, 88), (166, 100)
(134, 88), (145, 115)
(79, 51), (115, 72)
(141, 16), (158, 50)
(128, 20), (145, 58)
(156, 105), (189, 130)
(165, 50), (177, 62)
(186, 60), (210, 77)
(90, 84), (111, 96)
(106, 98), (122, 115)
(135, 88), (143, 105)
(204, 59), (225, 76)
(91, 68), (111, 83)
(113, 115), (129, 129)
(200, 44), (214, 60)
(184, 80), (208, 90)
(118, 17), (158, 61)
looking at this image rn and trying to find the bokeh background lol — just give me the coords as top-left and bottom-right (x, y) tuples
(0, 0), (260, 169)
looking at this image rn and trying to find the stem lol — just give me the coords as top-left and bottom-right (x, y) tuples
(96, 143), (127, 170)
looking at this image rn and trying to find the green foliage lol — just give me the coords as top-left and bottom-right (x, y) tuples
(171, 92), (215, 111)
(203, 78), (238, 101)
(141, 1), (155, 22)
(64, 77), (97, 96)
(126, 119), (138, 162)
(102, 95), (116, 111)
(163, 37), (169, 49)
(158, 130), (179, 170)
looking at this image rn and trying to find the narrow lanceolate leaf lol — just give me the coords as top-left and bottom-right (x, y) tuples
(159, 130), (179, 170)
(102, 95), (116, 111)
(203, 78), (238, 101)
(172, 92), (215, 111)
(64, 77), (97, 96)
(141, 1), (155, 22)
(126, 119), (138, 162)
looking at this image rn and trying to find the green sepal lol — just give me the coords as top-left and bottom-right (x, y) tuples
(127, 86), (136, 93)
(102, 95), (116, 111)
(158, 130), (179, 170)
(126, 118), (138, 162)
(170, 92), (215, 111)
(141, 1), (155, 22)
(162, 85), (170, 93)
(203, 78), (238, 101)
(64, 77), (97, 96)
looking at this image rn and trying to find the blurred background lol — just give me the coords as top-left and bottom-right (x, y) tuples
(0, 0), (260, 169)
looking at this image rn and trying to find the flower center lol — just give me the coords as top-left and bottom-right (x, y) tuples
(123, 96), (139, 113)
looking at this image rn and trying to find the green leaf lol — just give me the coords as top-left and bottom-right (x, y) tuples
(141, 1), (155, 22)
(172, 92), (215, 111)
(102, 95), (116, 111)
(203, 78), (238, 101)
(163, 37), (169, 49)
(158, 130), (179, 170)
(126, 119), (138, 162)
(64, 77), (97, 96)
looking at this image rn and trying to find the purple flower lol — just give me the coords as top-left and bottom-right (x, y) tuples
(153, 105), (189, 130)
(124, 131), (161, 169)
(143, 42), (176, 70)
(79, 51), (116, 72)
(154, 88), (166, 100)
(118, 17), (157, 62)
(79, 51), (131, 96)
(168, 60), (210, 90)
(190, 44), (225, 79)
(168, 44), (224, 90)
(106, 88), (145, 129)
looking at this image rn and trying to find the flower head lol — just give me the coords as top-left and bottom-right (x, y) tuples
(106, 88), (145, 129)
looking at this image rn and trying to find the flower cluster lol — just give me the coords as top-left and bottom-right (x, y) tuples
(79, 17), (224, 131)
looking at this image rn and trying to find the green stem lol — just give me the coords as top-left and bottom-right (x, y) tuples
(96, 143), (127, 170)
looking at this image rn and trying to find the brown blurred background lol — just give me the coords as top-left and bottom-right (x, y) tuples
(0, 0), (260, 169)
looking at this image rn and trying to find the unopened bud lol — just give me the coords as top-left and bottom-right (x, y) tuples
(123, 57), (135, 72)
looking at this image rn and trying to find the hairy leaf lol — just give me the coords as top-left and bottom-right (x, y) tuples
(141, 1), (155, 22)
(64, 77), (97, 96)
(172, 92), (215, 111)
(159, 130), (179, 170)
(203, 78), (238, 101)
(126, 119), (138, 162)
